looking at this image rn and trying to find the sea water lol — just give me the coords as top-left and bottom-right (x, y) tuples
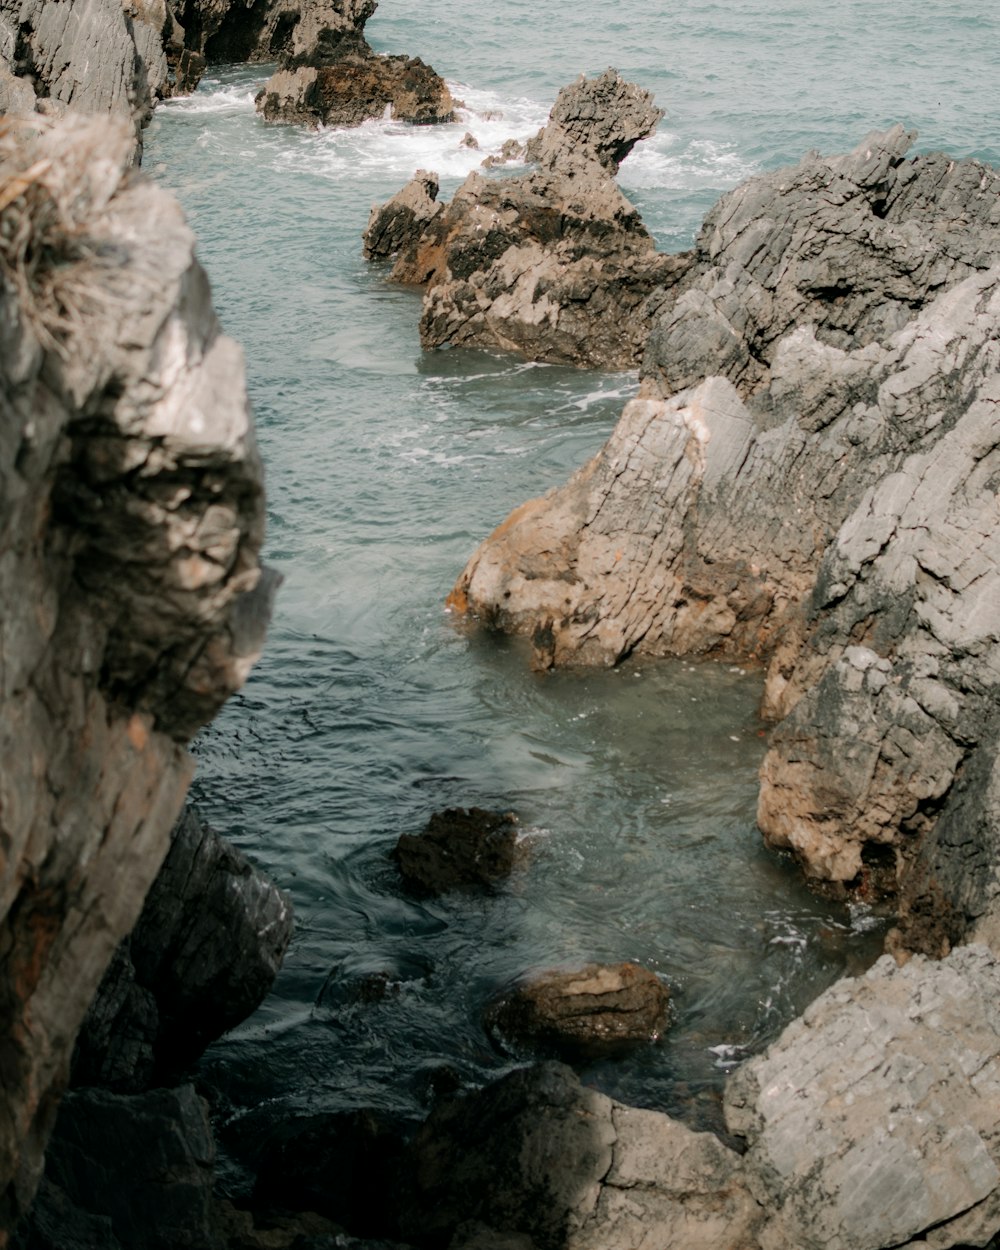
(143, 0), (1000, 1164)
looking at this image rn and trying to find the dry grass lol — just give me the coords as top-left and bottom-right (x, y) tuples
(0, 113), (136, 352)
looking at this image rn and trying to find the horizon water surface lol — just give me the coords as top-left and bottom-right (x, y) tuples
(144, 0), (1000, 1173)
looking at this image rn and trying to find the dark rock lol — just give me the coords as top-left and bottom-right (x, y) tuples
(393, 807), (521, 895)
(363, 70), (688, 368)
(362, 170), (441, 266)
(73, 805), (293, 1090)
(29, 1086), (219, 1250)
(254, 0), (453, 128)
(0, 114), (267, 1229)
(486, 962), (670, 1059)
(252, 1109), (409, 1240)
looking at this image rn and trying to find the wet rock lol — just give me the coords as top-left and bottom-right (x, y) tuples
(255, 1), (453, 128)
(397, 1062), (758, 1250)
(486, 962), (670, 1058)
(252, 1110), (409, 1240)
(73, 806), (293, 1090)
(393, 807), (521, 895)
(22, 1086), (219, 1250)
(448, 127), (1000, 903)
(364, 69), (688, 368)
(726, 944), (1000, 1250)
(0, 114), (268, 1231)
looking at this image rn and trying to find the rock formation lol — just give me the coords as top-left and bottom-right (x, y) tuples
(448, 126), (1000, 919)
(486, 963), (670, 1059)
(363, 69), (688, 368)
(254, 0), (454, 128)
(0, 113), (270, 1239)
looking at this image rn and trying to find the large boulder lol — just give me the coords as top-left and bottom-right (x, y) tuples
(447, 128), (1000, 910)
(0, 113), (270, 1235)
(363, 70), (689, 368)
(393, 807), (522, 895)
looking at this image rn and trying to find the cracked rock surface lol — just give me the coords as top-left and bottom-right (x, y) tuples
(0, 114), (268, 1236)
(448, 128), (1000, 917)
(363, 69), (688, 368)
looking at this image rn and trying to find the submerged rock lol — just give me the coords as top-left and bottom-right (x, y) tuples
(486, 962), (670, 1059)
(448, 127), (1000, 908)
(255, 0), (453, 128)
(0, 114), (269, 1232)
(363, 69), (688, 368)
(393, 807), (521, 895)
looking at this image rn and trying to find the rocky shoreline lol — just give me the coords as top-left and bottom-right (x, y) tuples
(3, 7), (1000, 1250)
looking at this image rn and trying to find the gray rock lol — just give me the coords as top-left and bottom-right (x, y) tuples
(726, 945), (1000, 1250)
(364, 70), (688, 369)
(448, 129), (1000, 905)
(0, 114), (267, 1230)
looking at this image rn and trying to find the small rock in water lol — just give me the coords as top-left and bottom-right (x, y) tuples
(486, 961), (670, 1059)
(394, 807), (522, 895)
(460, 131), (479, 149)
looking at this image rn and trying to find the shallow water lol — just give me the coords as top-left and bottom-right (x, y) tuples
(143, 0), (998, 1168)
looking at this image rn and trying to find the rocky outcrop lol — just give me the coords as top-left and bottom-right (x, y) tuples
(254, 0), (453, 128)
(72, 806), (292, 1091)
(0, 113), (270, 1238)
(363, 70), (688, 368)
(448, 127), (1000, 909)
(0, 0), (169, 154)
(486, 963), (670, 1059)
(393, 807), (522, 895)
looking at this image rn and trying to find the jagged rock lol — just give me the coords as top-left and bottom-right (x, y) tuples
(254, 0), (453, 128)
(73, 806), (293, 1090)
(393, 807), (521, 895)
(726, 945), (1000, 1250)
(396, 1062), (759, 1250)
(22, 1086), (219, 1250)
(486, 962), (670, 1059)
(363, 70), (688, 368)
(0, 0), (168, 154)
(448, 128), (1000, 903)
(362, 170), (441, 265)
(0, 114), (269, 1234)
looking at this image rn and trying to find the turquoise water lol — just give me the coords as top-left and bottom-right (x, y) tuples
(143, 1), (997, 1162)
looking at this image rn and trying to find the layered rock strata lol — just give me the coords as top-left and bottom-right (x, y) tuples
(448, 126), (1000, 912)
(255, 0), (453, 128)
(364, 69), (688, 368)
(0, 113), (270, 1239)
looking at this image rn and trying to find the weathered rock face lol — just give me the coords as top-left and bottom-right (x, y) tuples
(448, 128), (1000, 905)
(72, 806), (293, 1091)
(726, 944), (1000, 1250)
(0, 114), (269, 1237)
(363, 69), (688, 368)
(486, 962), (669, 1059)
(0, 0), (169, 154)
(396, 1062), (760, 1250)
(393, 806), (522, 895)
(254, 0), (453, 128)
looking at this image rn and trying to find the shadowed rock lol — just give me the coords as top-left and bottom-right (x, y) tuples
(363, 69), (687, 368)
(486, 962), (670, 1059)
(394, 807), (521, 895)
(72, 806), (293, 1091)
